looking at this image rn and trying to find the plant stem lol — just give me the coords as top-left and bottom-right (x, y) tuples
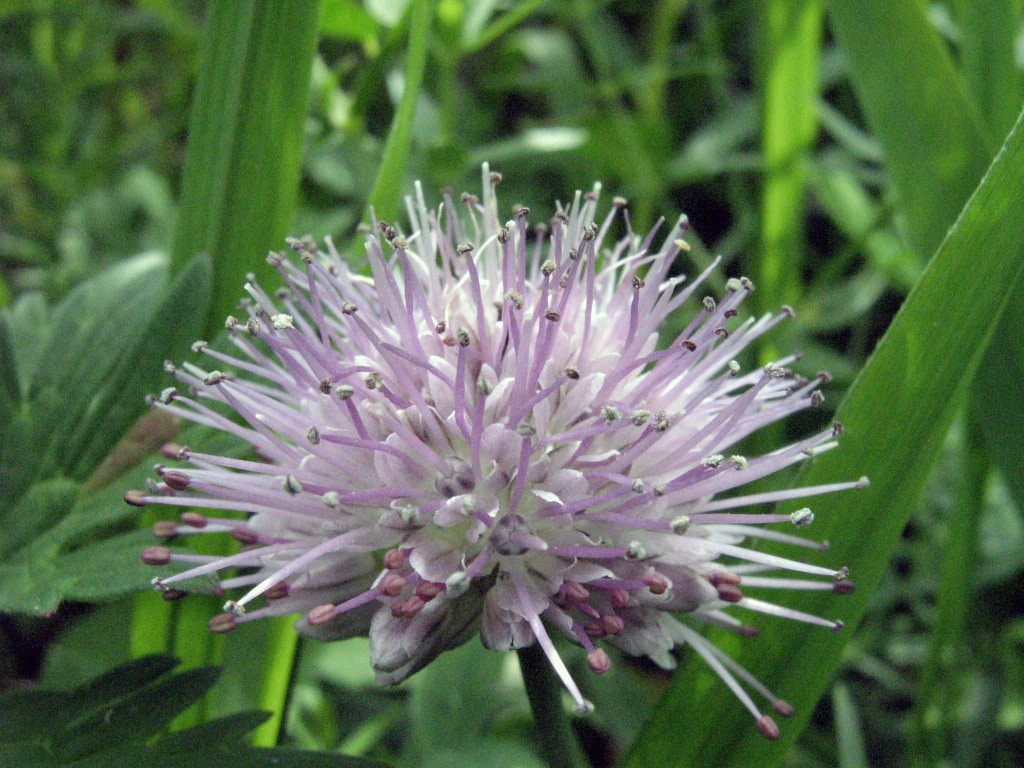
(517, 644), (589, 768)
(251, 620), (301, 746)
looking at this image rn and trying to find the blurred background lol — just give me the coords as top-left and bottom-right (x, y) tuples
(1, 2), (1023, 767)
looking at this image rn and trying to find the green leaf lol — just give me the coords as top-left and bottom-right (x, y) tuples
(0, 657), (393, 768)
(67, 254), (212, 480)
(170, 0), (321, 335)
(624, 107), (1024, 768)
(14, 254), (167, 493)
(824, 0), (993, 260)
(320, 0), (380, 42)
(0, 460), (163, 615)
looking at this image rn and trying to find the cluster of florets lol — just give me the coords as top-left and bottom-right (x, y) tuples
(129, 166), (865, 739)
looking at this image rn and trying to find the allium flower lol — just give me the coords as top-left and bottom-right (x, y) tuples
(130, 166), (865, 739)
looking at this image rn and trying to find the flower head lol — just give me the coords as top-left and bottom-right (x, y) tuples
(131, 166), (865, 737)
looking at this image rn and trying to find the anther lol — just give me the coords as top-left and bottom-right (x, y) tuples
(626, 541), (647, 560)
(630, 410), (650, 426)
(609, 589), (631, 610)
(180, 512), (208, 528)
(757, 715), (780, 740)
(563, 366), (580, 380)
(265, 582), (289, 600)
(790, 508), (814, 527)
(141, 545), (171, 565)
(282, 475), (303, 495)
(383, 549), (406, 569)
(730, 455), (748, 470)
(456, 327), (471, 347)
(322, 491), (340, 508)
(773, 700), (796, 717)
(223, 600), (245, 617)
(587, 648), (611, 674)
(670, 515), (691, 535)
(124, 490), (148, 507)
(319, 377), (333, 394)
(541, 259), (556, 275)
(416, 581), (443, 601)
(307, 604), (336, 626)
(203, 370), (226, 386)
(600, 614), (625, 635)
(208, 613), (237, 634)
(643, 571), (669, 594)
(336, 384), (354, 400)
(674, 238), (691, 252)
(342, 302), (358, 315)
(381, 572), (406, 597)
(152, 521), (177, 538)
(232, 528), (259, 545)
(271, 314), (294, 330)
(161, 443), (189, 460)
(833, 579), (856, 595)
(163, 471), (190, 491)
(307, 426), (320, 445)
(600, 405), (621, 424)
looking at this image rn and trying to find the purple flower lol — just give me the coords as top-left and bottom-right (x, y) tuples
(131, 166), (865, 739)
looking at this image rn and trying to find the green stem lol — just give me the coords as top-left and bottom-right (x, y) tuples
(367, 0), (435, 224)
(251, 619), (301, 747)
(517, 645), (589, 768)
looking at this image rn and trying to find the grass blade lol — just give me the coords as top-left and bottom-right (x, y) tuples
(758, 0), (822, 312)
(623, 107), (1024, 768)
(170, 0), (321, 334)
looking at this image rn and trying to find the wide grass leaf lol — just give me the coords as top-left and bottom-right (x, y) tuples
(170, 0), (321, 334)
(624, 107), (1024, 768)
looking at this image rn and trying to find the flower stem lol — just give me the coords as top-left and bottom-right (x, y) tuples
(251, 619), (301, 746)
(517, 645), (589, 768)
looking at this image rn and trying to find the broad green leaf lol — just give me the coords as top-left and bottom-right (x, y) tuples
(0, 657), (393, 768)
(170, 0), (321, 334)
(625, 107), (1024, 768)
(952, 0), (1024, 139)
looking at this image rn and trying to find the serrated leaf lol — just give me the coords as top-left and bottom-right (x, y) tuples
(68, 254), (212, 480)
(0, 657), (393, 768)
(25, 254), (167, 483)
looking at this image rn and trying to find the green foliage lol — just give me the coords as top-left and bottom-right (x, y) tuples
(0, 656), (393, 768)
(626, 106), (1024, 768)
(0, 255), (210, 615)
(170, 0), (321, 334)
(4, 1), (1024, 766)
